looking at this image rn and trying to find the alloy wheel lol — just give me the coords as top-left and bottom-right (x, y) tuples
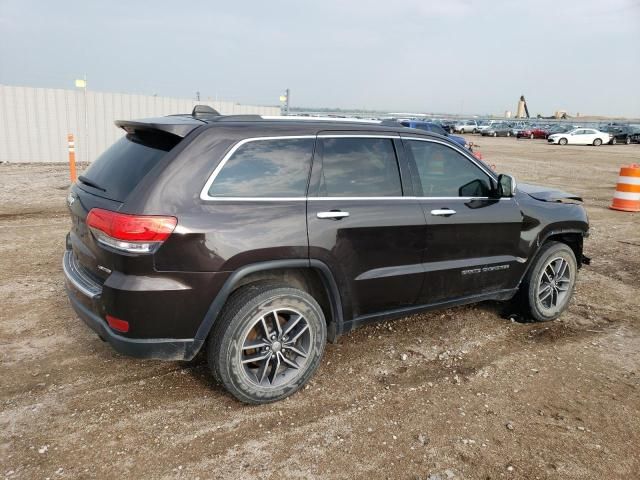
(239, 308), (311, 387)
(537, 257), (571, 312)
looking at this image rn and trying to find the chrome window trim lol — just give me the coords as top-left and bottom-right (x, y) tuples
(317, 134), (399, 139)
(200, 135), (316, 201)
(200, 134), (511, 202)
(197, 196), (512, 202)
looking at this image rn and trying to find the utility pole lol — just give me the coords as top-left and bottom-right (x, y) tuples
(75, 75), (89, 162)
(285, 88), (290, 115)
(196, 91), (200, 101)
(280, 89), (290, 115)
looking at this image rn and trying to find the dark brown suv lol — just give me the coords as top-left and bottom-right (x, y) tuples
(63, 108), (589, 403)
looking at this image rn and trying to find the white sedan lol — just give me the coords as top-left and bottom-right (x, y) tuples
(547, 128), (612, 146)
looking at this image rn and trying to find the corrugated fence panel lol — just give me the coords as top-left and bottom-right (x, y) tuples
(0, 85), (281, 163)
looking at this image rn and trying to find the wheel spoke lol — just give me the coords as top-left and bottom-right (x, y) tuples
(284, 344), (308, 358)
(282, 314), (304, 336)
(272, 310), (283, 337)
(242, 339), (269, 351)
(268, 352), (281, 384)
(542, 269), (553, 283)
(539, 288), (553, 302)
(256, 354), (271, 384)
(242, 351), (271, 364)
(556, 260), (568, 279)
(259, 316), (271, 338)
(289, 323), (309, 343)
(279, 352), (300, 370)
(551, 288), (558, 307)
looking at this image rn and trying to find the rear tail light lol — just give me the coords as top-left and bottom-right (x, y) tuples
(86, 208), (177, 254)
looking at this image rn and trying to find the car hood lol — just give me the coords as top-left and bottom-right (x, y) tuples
(518, 183), (582, 203)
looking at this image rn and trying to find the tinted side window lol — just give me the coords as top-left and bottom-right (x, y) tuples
(405, 140), (492, 197)
(208, 138), (314, 197)
(320, 137), (402, 197)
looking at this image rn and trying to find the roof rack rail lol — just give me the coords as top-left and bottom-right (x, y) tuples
(260, 115), (382, 124)
(192, 105), (220, 118)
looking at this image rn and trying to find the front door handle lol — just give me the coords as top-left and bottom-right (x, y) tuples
(430, 208), (456, 216)
(317, 211), (350, 220)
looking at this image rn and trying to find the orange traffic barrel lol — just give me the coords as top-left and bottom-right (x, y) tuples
(610, 164), (640, 212)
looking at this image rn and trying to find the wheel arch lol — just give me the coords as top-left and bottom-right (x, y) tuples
(188, 260), (344, 359)
(514, 229), (587, 291)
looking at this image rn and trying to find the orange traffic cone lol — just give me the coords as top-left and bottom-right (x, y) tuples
(610, 164), (640, 212)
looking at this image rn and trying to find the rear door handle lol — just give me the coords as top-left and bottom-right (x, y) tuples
(430, 208), (456, 216)
(317, 211), (350, 219)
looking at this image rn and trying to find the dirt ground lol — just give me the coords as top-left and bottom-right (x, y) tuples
(1, 137), (639, 480)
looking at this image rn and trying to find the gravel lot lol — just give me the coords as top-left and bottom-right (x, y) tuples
(1, 137), (639, 479)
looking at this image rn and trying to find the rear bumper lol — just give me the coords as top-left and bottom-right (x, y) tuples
(63, 250), (201, 361)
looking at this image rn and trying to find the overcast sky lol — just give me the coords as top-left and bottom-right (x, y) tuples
(1, 0), (639, 116)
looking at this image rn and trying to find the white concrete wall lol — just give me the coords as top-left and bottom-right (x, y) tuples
(0, 85), (280, 163)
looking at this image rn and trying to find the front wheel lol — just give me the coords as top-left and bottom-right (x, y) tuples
(559, 137), (568, 145)
(611, 137), (617, 145)
(519, 242), (577, 322)
(493, 132), (497, 137)
(593, 138), (602, 146)
(208, 281), (327, 404)
(530, 133), (534, 139)
(625, 137), (631, 145)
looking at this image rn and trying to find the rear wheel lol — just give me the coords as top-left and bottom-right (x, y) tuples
(593, 138), (602, 146)
(559, 137), (568, 145)
(519, 242), (577, 322)
(208, 281), (327, 404)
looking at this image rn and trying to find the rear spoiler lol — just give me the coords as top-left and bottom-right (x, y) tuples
(114, 116), (203, 138)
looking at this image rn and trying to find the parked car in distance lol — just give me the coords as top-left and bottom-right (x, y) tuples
(547, 128), (612, 146)
(600, 125), (636, 145)
(454, 120), (479, 134)
(400, 120), (469, 149)
(439, 120), (457, 133)
(546, 125), (576, 135)
(481, 123), (513, 137)
(63, 109), (590, 404)
(476, 120), (499, 133)
(517, 127), (549, 139)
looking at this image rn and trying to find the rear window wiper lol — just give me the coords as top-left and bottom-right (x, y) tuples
(78, 175), (107, 192)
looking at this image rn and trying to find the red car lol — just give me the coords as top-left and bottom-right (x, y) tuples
(517, 127), (548, 139)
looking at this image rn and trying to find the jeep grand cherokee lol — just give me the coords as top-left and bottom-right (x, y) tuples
(63, 108), (589, 404)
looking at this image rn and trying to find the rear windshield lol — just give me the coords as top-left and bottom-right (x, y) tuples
(78, 131), (179, 201)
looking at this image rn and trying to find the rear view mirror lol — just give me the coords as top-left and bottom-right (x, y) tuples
(497, 174), (516, 197)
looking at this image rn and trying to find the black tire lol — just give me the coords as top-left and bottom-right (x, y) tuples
(207, 281), (327, 404)
(519, 242), (577, 322)
(593, 138), (602, 146)
(559, 137), (568, 145)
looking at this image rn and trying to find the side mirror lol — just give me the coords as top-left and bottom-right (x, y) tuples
(497, 174), (516, 197)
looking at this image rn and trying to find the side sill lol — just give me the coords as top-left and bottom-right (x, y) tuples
(342, 288), (518, 333)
